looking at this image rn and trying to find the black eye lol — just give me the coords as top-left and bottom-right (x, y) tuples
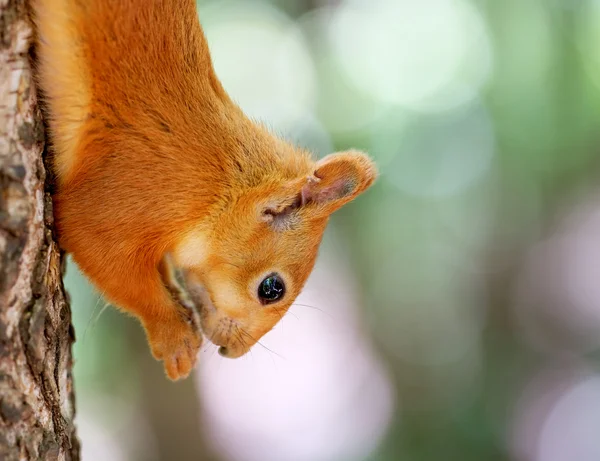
(258, 274), (285, 304)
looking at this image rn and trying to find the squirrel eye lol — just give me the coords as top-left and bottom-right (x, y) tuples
(258, 274), (285, 304)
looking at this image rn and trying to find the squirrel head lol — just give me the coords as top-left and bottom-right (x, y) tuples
(176, 149), (377, 358)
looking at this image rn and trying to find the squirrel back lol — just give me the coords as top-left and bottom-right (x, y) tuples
(33, 0), (377, 380)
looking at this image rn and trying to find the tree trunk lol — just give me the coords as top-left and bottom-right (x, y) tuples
(0, 0), (79, 459)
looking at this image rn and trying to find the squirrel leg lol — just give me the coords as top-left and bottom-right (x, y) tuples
(76, 251), (203, 380)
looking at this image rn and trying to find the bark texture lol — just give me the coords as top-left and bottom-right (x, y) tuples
(0, 0), (79, 459)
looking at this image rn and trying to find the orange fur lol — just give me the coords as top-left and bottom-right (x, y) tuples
(32, 0), (377, 380)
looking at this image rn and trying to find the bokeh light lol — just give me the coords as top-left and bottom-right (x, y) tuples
(195, 232), (395, 461)
(199, 0), (316, 132)
(538, 376), (600, 461)
(377, 100), (495, 198)
(59, 0), (600, 460)
(512, 367), (600, 461)
(328, 0), (492, 112)
(513, 194), (600, 354)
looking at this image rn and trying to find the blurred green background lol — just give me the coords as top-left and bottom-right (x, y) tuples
(64, 0), (600, 460)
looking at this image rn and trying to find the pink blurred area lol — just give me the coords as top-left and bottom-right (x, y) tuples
(510, 193), (600, 461)
(61, 0), (600, 460)
(195, 234), (395, 461)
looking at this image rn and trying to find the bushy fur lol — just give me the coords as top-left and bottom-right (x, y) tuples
(32, 0), (377, 380)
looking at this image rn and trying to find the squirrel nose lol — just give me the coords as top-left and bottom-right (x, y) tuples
(218, 345), (247, 358)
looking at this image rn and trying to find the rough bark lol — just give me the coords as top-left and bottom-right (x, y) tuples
(0, 0), (79, 459)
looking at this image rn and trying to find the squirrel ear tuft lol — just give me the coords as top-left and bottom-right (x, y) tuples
(301, 150), (377, 214)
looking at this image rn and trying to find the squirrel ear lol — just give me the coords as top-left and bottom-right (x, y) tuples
(301, 150), (377, 215)
(260, 150), (377, 229)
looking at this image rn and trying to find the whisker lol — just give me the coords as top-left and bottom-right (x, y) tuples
(240, 327), (277, 368)
(82, 295), (104, 343)
(216, 354), (223, 373)
(292, 302), (326, 313)
(239, 327), (286, 361)
(269, 305), (298, 321)
(283, 307), (299, 320)
(208, 343), (219, 362)
(232, 327), (248, 350)
(97, 300), (112, 320)
(233, 325), (255, 364)
(230, 326), (246, 350)
(84, 298), (112, 344)
(291, 303), (335, 320)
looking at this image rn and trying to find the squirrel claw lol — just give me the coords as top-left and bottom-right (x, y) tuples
(148, 317), (203, 381)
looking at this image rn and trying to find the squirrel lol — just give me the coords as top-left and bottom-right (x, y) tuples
(31, 0), (377, 380)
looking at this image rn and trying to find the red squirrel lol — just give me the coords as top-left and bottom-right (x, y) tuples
(32, 0), (377, 380)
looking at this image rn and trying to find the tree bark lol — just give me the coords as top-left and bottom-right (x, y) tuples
(0, 0), (79, 459)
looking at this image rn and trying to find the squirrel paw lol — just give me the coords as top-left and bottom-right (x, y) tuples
(147, 311), (203, 381)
